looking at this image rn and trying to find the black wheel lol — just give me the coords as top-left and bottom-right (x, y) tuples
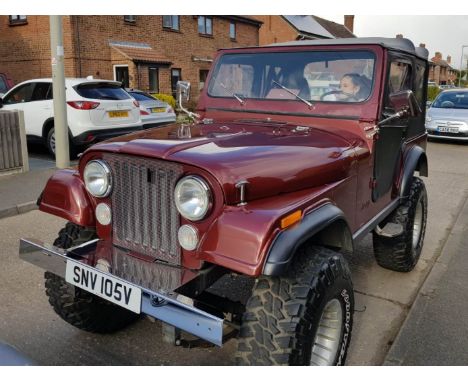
(44, 222), (139, 333)
(45, 126), (78, 158)
(236, 245), (354, 366)
(373, 177), (428, 272)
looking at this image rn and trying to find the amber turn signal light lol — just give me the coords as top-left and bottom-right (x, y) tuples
(280, 210), (302, 229)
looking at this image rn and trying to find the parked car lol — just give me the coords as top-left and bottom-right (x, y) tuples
(425, 88), (468, 141)
(126, 89), (176, 129)
(0, 78), (143, 155)
(0, 72), (14, 97)
(20, 37), (429, 366)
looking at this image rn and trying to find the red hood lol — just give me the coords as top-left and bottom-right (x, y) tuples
(85, 121), (358, 204)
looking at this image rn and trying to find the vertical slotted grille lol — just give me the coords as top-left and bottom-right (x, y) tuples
(104, 153), (183, 265)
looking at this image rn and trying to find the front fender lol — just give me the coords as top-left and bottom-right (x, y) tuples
(39, 169), (95, 227)
(262, 203), (353, 276)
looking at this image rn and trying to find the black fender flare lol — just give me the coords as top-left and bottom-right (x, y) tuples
(400, 145), (428, 198)
(262, 203), (353, 276)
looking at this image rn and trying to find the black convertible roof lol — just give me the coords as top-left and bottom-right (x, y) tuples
(221, 37), (429, 60)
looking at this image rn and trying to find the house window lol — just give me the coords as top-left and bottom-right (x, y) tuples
(229, 22), (236, 40)
(199, 70), (210, 90)
(124, 16), (136, 23)
(171, 68), (182, 97)
(198, 16), (213, 35)
(9, 15), (27, 25)
(114, 65), (130, 88)
(163, 16), (180, 31)
(149, 67), (159, 93)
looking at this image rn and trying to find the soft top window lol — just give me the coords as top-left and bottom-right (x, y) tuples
(75, 83), (130, 100)
(208, 50), (376, 103)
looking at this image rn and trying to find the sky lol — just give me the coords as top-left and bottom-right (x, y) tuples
(319, 15), (468, 70)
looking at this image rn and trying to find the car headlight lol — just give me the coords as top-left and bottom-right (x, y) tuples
(174, 175), (211, 221)
(84, 160), (112, 198)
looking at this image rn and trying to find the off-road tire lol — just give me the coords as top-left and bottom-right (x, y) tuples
(44, 222), (138, 333)
(236, 245), (354, 366)
(373, 177), (428, 272)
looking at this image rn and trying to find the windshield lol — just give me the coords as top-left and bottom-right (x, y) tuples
(432, 91), (468, 109)
(208, 50), (375, 103)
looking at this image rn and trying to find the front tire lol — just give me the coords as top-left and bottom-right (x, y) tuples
(236, 245), (354, 366)
(44, 222), (138, 333)
(373, 177), (428, 272)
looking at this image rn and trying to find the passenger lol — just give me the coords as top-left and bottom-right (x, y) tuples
(338, 73), (371, 101)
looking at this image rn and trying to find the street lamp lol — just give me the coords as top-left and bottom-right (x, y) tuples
(459, 45), (468, 88)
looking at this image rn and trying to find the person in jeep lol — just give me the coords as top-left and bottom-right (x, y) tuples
(20, 37), (429, 366)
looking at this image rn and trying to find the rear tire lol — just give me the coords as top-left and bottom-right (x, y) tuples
(373, 177), (428, 272)
(45, 126), (78, 159)
(44, 222), (139, 333)
(236, 245), (354, 366)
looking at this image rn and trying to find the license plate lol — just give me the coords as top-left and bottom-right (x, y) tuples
(438, 126), (459, 133)
(108, 111), (129, 118)
(151, 107), (166, 113)
(65, 261), (142, 313)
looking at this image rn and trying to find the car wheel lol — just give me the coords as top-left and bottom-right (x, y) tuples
(236, 245), (354, 366)
(44, 222), (139, 333)
(46, 126), (78, 158)
(373, 177), (428, 272)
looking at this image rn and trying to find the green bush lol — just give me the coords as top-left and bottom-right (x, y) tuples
(427, 86), (441, 102)
(149, 93), (176, 109)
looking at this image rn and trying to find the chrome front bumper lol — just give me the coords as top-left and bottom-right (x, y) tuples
(19, 238), (224, 346)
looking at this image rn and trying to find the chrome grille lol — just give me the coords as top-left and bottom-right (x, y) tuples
(104, 153), (183, 265)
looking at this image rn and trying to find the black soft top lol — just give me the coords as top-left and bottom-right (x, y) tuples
(220, 37), (429, 60)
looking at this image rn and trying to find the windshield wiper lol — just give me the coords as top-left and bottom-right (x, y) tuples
(271, 80), (313, 108)
(220, 83), (245, 105)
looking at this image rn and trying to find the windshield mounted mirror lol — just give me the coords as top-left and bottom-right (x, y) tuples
(176, 81), (200, 121)
(389, 90), (421, 118)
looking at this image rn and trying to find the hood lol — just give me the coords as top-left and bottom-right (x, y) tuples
(428, 107), (468, 122)
(88, 121), (357, 204)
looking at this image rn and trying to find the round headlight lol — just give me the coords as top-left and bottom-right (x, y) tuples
(174, 176), (211, 221)
(84, 160), (112, 198)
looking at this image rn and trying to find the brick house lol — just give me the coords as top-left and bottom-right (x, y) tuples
(429, 52), (457, 85)
(0, 15), (261, 102)
(255, 15), (355, 45)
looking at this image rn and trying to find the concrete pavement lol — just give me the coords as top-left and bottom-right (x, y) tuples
(384, 193), (468, 365)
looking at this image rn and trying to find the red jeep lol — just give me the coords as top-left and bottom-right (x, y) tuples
(20, 38), (429, 366)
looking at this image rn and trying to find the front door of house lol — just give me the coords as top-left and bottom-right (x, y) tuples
(115, 66), (129, 88)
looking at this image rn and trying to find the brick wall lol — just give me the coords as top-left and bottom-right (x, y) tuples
(0, 16), (260, 103)
(256, 16), (298, 45)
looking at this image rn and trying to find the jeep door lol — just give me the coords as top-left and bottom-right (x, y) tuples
(372, 54), (426, 201)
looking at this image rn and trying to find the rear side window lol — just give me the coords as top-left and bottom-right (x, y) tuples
(31, 82), (52, 101)
(75, 83), (131, 100)
(128, 92), (155, 102)
(388, 61), (412, 93)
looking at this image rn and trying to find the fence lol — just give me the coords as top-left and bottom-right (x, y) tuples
(0, 110), (29, 175)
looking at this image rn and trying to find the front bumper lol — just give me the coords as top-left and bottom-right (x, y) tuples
(19, 238), (224, 346)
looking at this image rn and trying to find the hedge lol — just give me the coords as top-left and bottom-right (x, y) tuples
(149, 93), (176, 109)
(427, 86), (441, 102)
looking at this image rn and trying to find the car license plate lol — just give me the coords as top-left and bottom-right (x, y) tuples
(151, 107), (166, 113)
(438, 126), (459, 133)
(108, 111), (129, 118)
(65, 260), (142, 313)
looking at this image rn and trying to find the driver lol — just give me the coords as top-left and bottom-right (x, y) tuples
(323, 73), (371, 102)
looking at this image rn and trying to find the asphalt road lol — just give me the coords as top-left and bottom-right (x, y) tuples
(0, 140), (467, 365)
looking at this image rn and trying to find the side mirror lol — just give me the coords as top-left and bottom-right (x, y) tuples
(389, 90), (421, 118)
(176, 81), (191, 104)
(426, 101), (432, 108)
(176, 81), (200, 121)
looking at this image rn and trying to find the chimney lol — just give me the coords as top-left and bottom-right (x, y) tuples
(419, 43), (426, 48)
(447, 55), (451, 64)
(434, 52), (442, 61)
(396, 34), (403, 39)
(344, 15), (354, 33)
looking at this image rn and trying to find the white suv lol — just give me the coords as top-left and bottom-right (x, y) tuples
(0, 78), (142, 155)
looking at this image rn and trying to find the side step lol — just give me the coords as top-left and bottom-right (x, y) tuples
(374, 222), (404, 238)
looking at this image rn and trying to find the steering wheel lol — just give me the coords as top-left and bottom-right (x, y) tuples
(320, 90), (358, 102)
